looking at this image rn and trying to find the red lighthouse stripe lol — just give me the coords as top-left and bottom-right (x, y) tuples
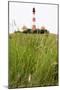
(32, 17), (36, 22)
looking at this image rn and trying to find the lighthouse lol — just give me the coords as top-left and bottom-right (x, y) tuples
(32, 8), (36, 31)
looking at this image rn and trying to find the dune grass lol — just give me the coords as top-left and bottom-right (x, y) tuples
(9, 32), (58, 88)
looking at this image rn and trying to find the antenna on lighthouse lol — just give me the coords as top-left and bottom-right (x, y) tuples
(9, 19), (17, 33)
(12, 19), (17, 32)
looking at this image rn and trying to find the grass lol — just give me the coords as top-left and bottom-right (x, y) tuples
(9, 32), (58, 88)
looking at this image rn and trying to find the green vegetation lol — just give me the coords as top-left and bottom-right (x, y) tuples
(21, 28), (49, 34)
(9, 32), (58, 88)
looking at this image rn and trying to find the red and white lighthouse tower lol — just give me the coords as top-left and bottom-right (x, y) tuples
(32, 8), (36, 31)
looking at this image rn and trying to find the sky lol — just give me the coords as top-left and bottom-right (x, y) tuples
(9, 2), (58, 34)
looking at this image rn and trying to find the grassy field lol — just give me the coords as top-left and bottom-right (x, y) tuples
(9, 32), (58, 88)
